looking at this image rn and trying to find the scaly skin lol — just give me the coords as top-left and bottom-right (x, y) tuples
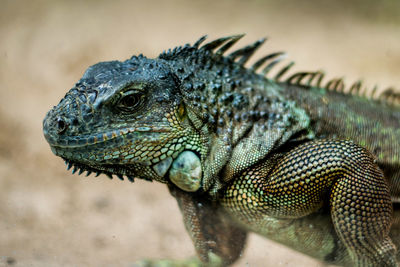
(43, 35), (400, 266)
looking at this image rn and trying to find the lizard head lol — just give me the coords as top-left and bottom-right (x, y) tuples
(43, 35), (310, 193)
(43, 56), (202, 184)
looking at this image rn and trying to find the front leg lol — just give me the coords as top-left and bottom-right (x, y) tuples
(169, 186), (247, 266)
(222, 139), (397, 266)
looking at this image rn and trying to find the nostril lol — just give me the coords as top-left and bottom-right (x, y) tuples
(56, 117), (68, 135)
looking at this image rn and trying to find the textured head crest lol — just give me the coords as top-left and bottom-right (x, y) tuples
(160, 35), (399, 106)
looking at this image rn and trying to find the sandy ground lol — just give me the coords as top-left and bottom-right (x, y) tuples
(0, 0), (399, 266)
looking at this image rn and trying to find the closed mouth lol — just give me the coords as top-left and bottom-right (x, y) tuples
(44, 125), (172, 148)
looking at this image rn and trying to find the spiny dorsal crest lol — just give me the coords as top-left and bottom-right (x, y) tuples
(159, 35), (399, 106)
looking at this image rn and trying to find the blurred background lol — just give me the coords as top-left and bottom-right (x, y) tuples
(0, 0), (399, 266)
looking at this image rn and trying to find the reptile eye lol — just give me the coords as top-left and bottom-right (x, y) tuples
(117, 90), (144, 112)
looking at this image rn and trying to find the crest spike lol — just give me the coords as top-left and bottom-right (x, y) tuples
(228, 38), (266, 66)
(337, 79), (345, 92)
(201, 36), (234, 51)
(215, 34), (245, 56)
(315, 72), (325, 88)
(325, 79), (335, 90)
(193, 35), (208, 48)
(251, 52), (285, 71)
(306, 71), (322, 86)
(326, 78), (344, 92)
(261, 53), (287, 76)
(286, 72), (309, 85)
(349, 80), (362, 95)
(274, 61), (295, 81)
(380, 88), (391, 102)
(370, 85), (379, 99)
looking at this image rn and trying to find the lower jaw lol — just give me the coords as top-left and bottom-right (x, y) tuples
(62, 158), (139, 182)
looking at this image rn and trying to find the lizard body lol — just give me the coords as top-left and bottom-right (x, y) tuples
(43, 35), (400, 266)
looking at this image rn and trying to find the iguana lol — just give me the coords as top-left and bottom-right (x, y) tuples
(43, 35), (400, 267)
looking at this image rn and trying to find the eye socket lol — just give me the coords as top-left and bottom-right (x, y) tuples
(116, 90), (144, 112)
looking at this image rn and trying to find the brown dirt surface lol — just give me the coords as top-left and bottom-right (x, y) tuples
(0, 0), (399, 266)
